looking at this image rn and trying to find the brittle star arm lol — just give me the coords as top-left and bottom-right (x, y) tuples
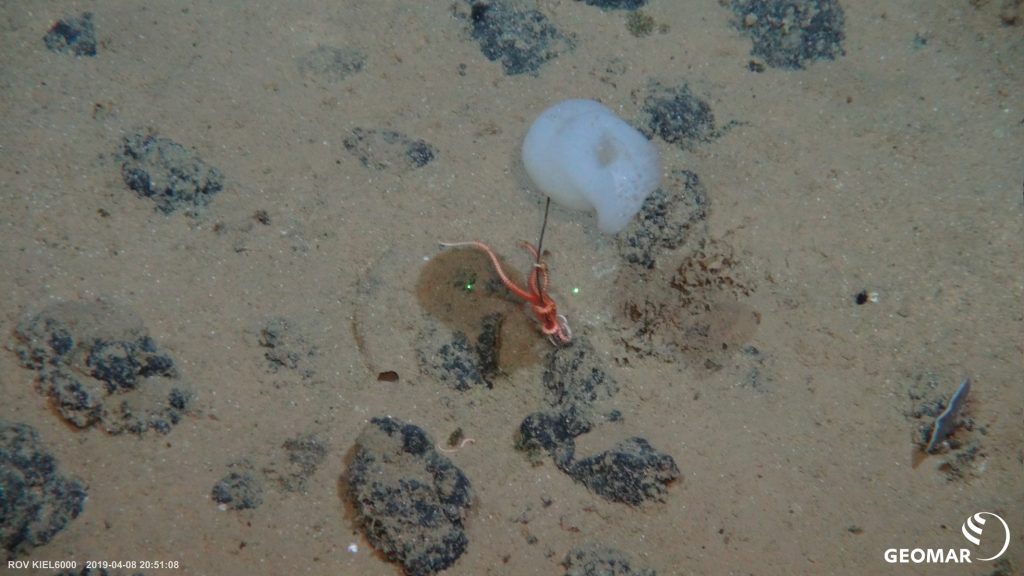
(439, 241), (535, 302)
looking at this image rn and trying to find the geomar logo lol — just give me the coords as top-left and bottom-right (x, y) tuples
(884, 511), (1011, 564)
(961, 511), (1011, 562)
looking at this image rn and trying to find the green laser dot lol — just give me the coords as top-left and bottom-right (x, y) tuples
(572, 287), (580, 295)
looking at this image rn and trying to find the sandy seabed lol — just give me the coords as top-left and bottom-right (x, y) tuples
(1, 1), (1021, 575)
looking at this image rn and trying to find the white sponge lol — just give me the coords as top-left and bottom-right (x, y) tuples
(522, 99), (661, 234)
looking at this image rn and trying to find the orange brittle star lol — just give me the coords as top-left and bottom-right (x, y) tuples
(439, 240), (573, 346)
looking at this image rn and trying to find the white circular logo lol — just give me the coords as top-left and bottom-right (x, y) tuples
(961, 512), (1011, 561)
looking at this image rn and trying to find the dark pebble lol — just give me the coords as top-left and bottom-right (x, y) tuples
(567, 437), (680, 506)
(11, 301), (192, 435)
(730, 0), (846, 69)
(516, 337), (680, 505)
(119, 131), (224, 215)
(418, 330), (492, 391)
(274, 434), (327, 492)
(347, 417), (474, 576)
(43, 12), (97, 57)
(619, 170), (709, 270)
(377, 370), (400, 382)
(1, 421), (87, 560)
(563, 542), (657, 576)
(257, 317), (318, 381)
(211, 471), (263, 510)
(576, 0), (648, 10)
(343, 128), (437, 172)
(639, 81), (719, 149)
(462, 0), (574, 76)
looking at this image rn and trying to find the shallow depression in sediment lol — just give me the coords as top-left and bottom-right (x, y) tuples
(416, 248), (547, 374)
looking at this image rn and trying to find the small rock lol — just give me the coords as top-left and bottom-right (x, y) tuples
(567, 437), (680, 506)
(579, 0), (647, 9)
(43, 12), (97, 57)
(10, 300), (192, 435)
(271, 433), (327, 493)
(211, 469), (263, 511)
(563, 542), (657, 576)
(460, 0), (574, 76)
(347, 417), (474, 576)
(120, 131), (224, 215)
(257, 317), (318, 382)
(729, 0), (846, 69)
(639, 81), (718, 149)
(418, 330), (492, 391)
(343, 128), (436, 172)
(618, 169), (709, 270)
(516, 337), (680, 505)
(1, 421), (87, 560)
